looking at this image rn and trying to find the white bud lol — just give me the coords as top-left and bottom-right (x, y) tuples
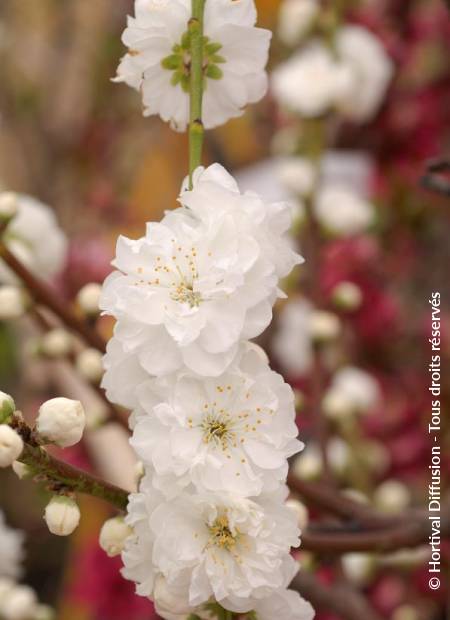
(33, 604), (55, 620)
(44, 496), (80, 536)
(392, 606), (419, 620)
(322, 388), (354, 421)
(12, 460), (31, 480)
(36, 397), (85, 448)
(0, 287), (27, 321)
(0, 391), (15, 424)
(341, 553), (375, 586)
(99, 517), (132, 557)
(277, 0), (319, 47)
(292, 445), (323, 480)
(277, 157), (317, 197)
(76, 283), (102, 316)
(285, 499), (309, 529)
(1, 584), (37, 620)
(0, 192), (19, 222)
(310, 311), (341, 343)
(40, 328), (73, 358)
(327, 437), (351, 475)
(331, 281), (363, 311)
(75, 348), (104, 383)
(373, 480), (411, 513)
(0, 425), (23, 467)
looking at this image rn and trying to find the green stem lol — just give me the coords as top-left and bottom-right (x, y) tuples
(188, 0), (206, 188)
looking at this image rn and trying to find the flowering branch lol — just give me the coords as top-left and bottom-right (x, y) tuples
(188, 0), (206, 187)
(0, 238), (106, 353)
(11, 416), (128, 510)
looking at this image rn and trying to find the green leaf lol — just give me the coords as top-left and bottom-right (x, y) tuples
(161, 54), (182, 70)
(205, 64), (223, 80)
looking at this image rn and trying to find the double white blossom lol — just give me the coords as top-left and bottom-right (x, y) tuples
(122, 475), (300, 613)
(272, 26), (392, 123)
(0, 193), (67, 285)
(115, 0), (271, 131)
(101, 164), (301, 379)
(0, 511), (24, 580)
(131, 345), (302, 497)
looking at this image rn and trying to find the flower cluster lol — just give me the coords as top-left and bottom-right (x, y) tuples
(115, 0), (271, 131)
(101, 163), (313, 618)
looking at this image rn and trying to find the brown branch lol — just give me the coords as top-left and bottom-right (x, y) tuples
(0, 241), (106, 353)
(11, 417), (128, 510)
(292, 572), (384, 620)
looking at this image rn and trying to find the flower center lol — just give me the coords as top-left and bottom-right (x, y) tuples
(201, 412), (235, 450)
(170, 280), (202, 307)
(208, 515), (236, 550)
(161, 32), (226, 92)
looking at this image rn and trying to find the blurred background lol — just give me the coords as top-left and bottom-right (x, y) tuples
(0, 0), (449, 619)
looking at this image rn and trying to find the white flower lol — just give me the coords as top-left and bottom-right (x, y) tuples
(101, 337), (149, 410)
(314, 185), (375, 236)
(0, 511), (24, 580)
(101, 164), (301, 378)
(115, 0), (271, 131)
(0, 287), (27, 321)
(122, 476), (300, 613)
(76, 283), (102, 316)
(331, 281), (363, 311)
(252, 588), (315, 620)
(0, 426), (23, 468)
(271, 45), (353, 117)
(309, 310), (340, 343)
(0, 194), (67, 285)
(373, 480), (411, 514)
(335, 26), (393, 122)
(36, 398), (86, 448)
(324, 366), (379, 419)
(131, 345), (303, 497)
(99, 517), (132, 557)
(291, 444), (322, 480)
(277, 157), (317, 197)
(277, 0), (319, 47)
(0, 193), (18, 222)
(44, 496), (80, 536)
(341, 553), (375, 586)
(75, 349), (104, 383)
(0, 392), (15, 424)
(0, 584), (37, 620)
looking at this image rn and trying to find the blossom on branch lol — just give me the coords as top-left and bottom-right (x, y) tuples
(115, 0), (271, 131)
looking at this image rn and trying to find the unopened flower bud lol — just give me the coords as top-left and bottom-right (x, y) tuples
(285, 498), (309, 529)
(310, 311), (340, 343)
(75, 348), (103, 384)
(0, 425), (23, 467)
(99, 517), (132, 557)
(76, 283), (102, 317)
(44, 496), (80, 536)
(341, 553), (375, 586)
(0, 192), (19, 224)
(0, 287), (27, 321)
(392, 605), (419, 620)
(277, 0), (319, 47)
(322, 388), (353, 421)
(373, 480), (411, 513)
(331, 281), (363, 311)
(292, 445), (322, 480)
(40, 328), (73, 358)
(12, 460), (31, 480)
(0, 391), (15, 424)
(34, 604), (55, 620)
(36, 397), (85, 448)
(1, 584), (37, 620)
(327, 437), (350, 475)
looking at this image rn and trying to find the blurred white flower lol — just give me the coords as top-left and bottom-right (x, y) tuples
(373, 480), (411, 514)
(75, 348), (104, 383)
(76, 283), (102, 316)
(336, 26), (393, 122)
(324, 366), (380, 419)
(277, 157), (317, 197)
(273, 299), (314, 376)
(277, 0), (319, 47)
(0, 584), (37, 620)
(40, 328), (73, 359)
(122, 475), (300, 613)
(314, 185), (375, 236)
(101, 164), (301, 378)
(131, 344), (303, 497)
(0, 194), (67, 285)
(341, 553), (375, 586)
(0, 511), (24, 580)
(271, 45), (353, 117)
(115, 0), (271, 131)
(0, 287), (27, 321)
